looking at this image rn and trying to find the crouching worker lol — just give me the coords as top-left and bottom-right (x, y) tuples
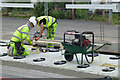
(35, 16), (58, 48)
(7, 16), (37, 56)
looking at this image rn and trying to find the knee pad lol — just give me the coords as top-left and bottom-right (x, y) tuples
(7, 46), (14, 56)
(7, 42), (15, 56)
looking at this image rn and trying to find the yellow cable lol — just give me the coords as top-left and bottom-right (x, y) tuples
(50, 47), (118, 69)
(50, 55), (62, 62)
(93, 50), (102, 66)
(93, 50), (118, 67)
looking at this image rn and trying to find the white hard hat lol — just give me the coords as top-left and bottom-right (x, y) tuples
(29, 16), (37, 27)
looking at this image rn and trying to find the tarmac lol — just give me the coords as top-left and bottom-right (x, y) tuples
(0, 17), (120, 79)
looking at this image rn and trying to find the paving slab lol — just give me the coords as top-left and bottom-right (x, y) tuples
(0, 40), (119, 78)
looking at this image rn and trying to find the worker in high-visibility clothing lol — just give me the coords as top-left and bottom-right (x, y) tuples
(35, 16), (58, 48)
(7, 16), (37, 56)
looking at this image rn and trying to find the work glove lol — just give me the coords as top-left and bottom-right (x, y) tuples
(35, 37), (40, 41)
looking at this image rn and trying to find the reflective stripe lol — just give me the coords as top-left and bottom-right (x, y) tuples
(17, 29), (22, 34)
(24, 37), (27, 40)
(20, 25), (26, 32)
(12, 35), (22, 42)
(24, 50), (28, 52)
(38, 17), (42, 22)
(38, 17), (47, 25)
(17, 29), (28, 34)
(27, 23), (31, 30)
(38, 16), (50, 28)
(51, 17), (53, 25)
(46, 16), (49, 28)
(22, 32), (28, 34)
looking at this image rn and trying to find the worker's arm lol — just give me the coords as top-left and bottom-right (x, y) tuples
(22, 29), (32, 44)
(35, 22), (44, 41)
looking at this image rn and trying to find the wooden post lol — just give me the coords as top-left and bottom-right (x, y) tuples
(100, 1), (105, 21)
(89, 9), (98, 20)
(5, 1), (8, 16)
(72, 0), (75, 19)
(90, 0), (105, 21)
(102, 9), (105, 21)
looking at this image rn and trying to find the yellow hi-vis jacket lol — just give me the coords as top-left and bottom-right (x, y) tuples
(37, 16), (56, 28)
(11, 24), (32, 44)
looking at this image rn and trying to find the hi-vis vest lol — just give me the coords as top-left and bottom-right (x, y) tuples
(37, 16), (56, 28)
(11, 24), (32, 44)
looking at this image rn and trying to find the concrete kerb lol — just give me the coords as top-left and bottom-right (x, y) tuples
(1, 60), (105, 78)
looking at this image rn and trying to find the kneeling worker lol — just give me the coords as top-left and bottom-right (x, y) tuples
(7, 16), (37, 56)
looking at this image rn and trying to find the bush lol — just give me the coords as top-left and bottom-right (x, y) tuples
(50, 8), (65, 19)
(64, 10), (72, 19)
(33, 2), (44, 17)
(76, 9), (89, 21)
(49, 5), (72, 19)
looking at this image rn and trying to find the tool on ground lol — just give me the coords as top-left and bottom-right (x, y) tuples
(102, 67), (115, 72)
(104, 76), (112, 80)
(109, 56), (120, 60)
(13, 55), (26, 59)
(49, 48), (59, 52)
(77, 64), (90, 68)
(33, 58), (45, 62)
(39, 47), (49, 53)
(33, 31), (42, 41)
(61, 30), (110, 64)
(54, 60), (66, 65)
(33, 44), (39, 47)
(0, 41), (9, 47)
(31, 48), (36, 50)
(39, 47), (59, 53)
(0, 53), (8, 57)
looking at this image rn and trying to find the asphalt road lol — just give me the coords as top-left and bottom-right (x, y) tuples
(2, 17), (118, 42)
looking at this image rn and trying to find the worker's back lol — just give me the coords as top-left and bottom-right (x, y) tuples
(11, 24), (30, 42)
(37, 16), (56, 28)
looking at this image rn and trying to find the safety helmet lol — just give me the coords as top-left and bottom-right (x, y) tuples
(29, 16), (37, 27)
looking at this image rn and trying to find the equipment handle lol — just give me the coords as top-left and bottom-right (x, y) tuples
(67, 30), (79, 33)
(64, 30), (79, 42)
(82, 31), (93, 34)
